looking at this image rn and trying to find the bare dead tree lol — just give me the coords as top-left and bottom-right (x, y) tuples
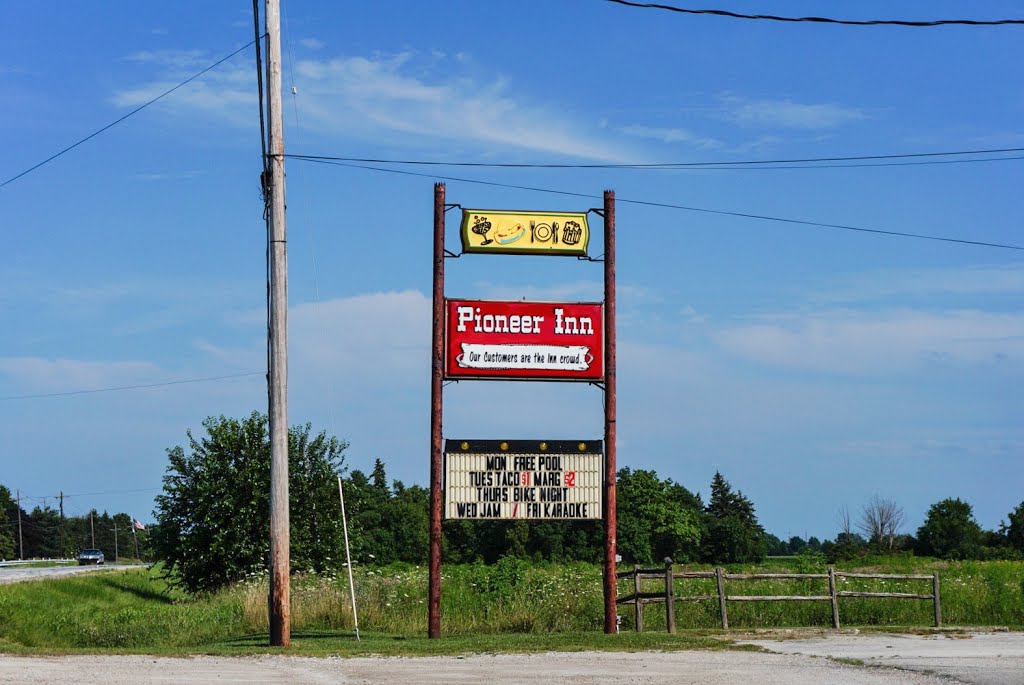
(858, 495), (906, 550)
(836, 505), (854, 539)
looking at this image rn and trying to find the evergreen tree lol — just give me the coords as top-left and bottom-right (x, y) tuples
(701, 472), (767, 564)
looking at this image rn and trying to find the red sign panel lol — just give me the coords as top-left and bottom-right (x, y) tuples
(445, 299), (604, 381)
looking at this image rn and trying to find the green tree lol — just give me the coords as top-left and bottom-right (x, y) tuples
(23, 506), (61, 559)
(701, 472), (767, 564)
(343, 467), (397, 564)
(0, 486), (16, 560)
(387, 481), (429, 563)
(617, 468), (703, 564)
(1002, 501), (1024, 553)
(152, 412), (348, 593)
(915, 498), (983, 560)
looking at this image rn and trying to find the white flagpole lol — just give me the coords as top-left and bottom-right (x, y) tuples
(337, 476), (360, 640)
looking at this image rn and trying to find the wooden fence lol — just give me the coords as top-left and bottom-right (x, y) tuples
(615, 559), (941, 632)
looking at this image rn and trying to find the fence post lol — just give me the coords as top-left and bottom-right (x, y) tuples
(933, 571), (942, 627)
(828, 566), (840, 629)
(716, 567), (728, 629)
(633, 564), (643, 633)
(664, 557), (676, 634)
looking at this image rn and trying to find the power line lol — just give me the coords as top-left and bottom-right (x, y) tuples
(0, 39), (260, 191)
(63, 487), (161, 498)
(0, 371), (262, 402)
(285, 146), (1024, 170)
(605, 1), (1024, 27)
(290, 156), (1024, 251)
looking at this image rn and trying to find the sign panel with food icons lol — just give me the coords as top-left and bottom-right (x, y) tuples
(445, 299), (604, 381)
(459, 209), (590, 256)
(444, 440), (603, 520)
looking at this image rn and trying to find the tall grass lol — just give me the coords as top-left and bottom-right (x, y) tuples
(0, 557), (1020, 650)
(0, 569), (246, 648)
(622, 556), (1024, 631)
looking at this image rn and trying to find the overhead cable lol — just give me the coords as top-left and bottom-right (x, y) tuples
(285, 146), (1024, 170)
(0, 371), (262, 402)
(290, 156), (1024, 252)
(0, 38), (260, 190)
(62, 487), (161, 498)
(605, 1), (1024, 27)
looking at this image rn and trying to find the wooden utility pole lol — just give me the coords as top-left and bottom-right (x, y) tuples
(428, 183), (445, 639)
(264, 0), (291, 648)
(132, 522), (141, 560)
(90, 511), (95, 548)
(16, 490), (23, 560)
(58, 492), (65, 557)
(112, 524), (119, 562)
(602, 190), (618, 633)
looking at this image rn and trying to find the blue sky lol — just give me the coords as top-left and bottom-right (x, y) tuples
(2, 1), (1022, 542)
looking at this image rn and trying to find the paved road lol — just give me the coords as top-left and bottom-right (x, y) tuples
(741, 631), (1024, 685)
(0, 563), (146, 584)
(0, 650), (953, 685)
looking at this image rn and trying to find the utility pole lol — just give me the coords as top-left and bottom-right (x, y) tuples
(16, 490), (23, 560)
(264, 0), (291, 648)
(428, 183), (445, 638)
(131, 522), (140, 560)
(58, 492), (65, 558)
(112, 524), (119, 562)
(90, 511), (95, 548)
(602, 190), (618, 634)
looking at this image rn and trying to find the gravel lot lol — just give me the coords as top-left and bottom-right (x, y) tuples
(741, 631), (1024, 685)
(0, 649), (955, 685)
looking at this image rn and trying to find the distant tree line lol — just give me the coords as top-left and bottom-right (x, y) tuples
(770, 496), (1024, 564)
(0, 484), (151, 561)
(115, 413), (1024, 593)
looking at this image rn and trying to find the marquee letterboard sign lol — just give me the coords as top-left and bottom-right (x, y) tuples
(445, 299), (604, 381)
(444, 440), (603, 520)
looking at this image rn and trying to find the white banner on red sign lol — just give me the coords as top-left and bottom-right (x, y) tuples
(455, 343), (593, 372)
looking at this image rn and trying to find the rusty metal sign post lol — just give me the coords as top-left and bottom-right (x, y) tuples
(428, 184), (617, 638)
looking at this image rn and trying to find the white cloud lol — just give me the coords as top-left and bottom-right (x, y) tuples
(125, 49), (209, 70)
(111, 49), (631, 160)
(299, 38), (324, 50)
(720, 95), (866, 130)
(814, 263), (1024, 303)
(111, 67), (254, 128)
(715, 309), (1024, 374)
(619, 124), (721, 149)
(291, 290), (431, 377)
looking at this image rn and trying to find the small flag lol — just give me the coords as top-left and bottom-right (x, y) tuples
(133, 519), (146, 531)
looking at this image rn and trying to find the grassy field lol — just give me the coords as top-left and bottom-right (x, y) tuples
(0, 556), (1020, 654)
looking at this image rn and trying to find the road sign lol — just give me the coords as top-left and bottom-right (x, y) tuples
(445, 299), (604, 381)
(460, 209), (590, 256)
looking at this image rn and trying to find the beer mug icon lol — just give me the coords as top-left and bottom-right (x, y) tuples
(562, 221), (582, 246)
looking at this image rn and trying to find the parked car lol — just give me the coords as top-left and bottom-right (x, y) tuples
(77, 549), (104, 565)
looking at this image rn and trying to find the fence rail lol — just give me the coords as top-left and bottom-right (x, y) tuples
(616, 559), (941, 632)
